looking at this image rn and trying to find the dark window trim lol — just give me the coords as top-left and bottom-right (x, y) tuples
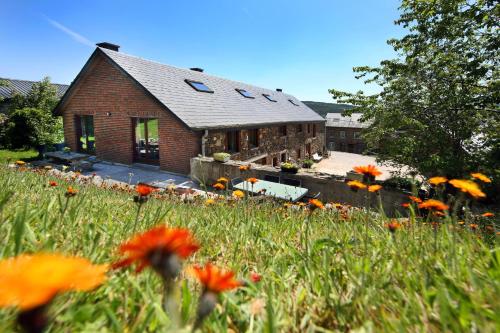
(235, 88), (255, 99)
(297, 124), (303, 133)
(288, 99), (299, 106)
(279, 125), (287, 137)
(226, 130), (241, 153)
(262, 94), (277, 102)
(185, 79), (214, 93)
(248, 128), (259, 148)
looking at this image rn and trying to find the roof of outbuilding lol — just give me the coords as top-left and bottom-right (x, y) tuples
(325, 112), (369, 128)
(96, 47), (324, 130)
(0, 78), (68, 99)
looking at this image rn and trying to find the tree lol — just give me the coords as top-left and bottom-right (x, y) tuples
(330, 0), (499, 181)
(9, 77), (59, 113)
(5, 108), (60, 149)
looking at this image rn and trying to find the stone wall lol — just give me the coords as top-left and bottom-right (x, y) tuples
(205, 122), (325, 165)
(190, 156), (408, 216)
(326, 126), (365, 153)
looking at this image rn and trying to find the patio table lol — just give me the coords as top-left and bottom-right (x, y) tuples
(234, 180), (308, 202)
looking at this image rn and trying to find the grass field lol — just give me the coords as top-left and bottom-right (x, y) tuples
(0, 149), (38, 164)
(0, 165), (498, 332)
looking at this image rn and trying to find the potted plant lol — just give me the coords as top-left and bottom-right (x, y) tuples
(281, 162), (299, 174)
(63, 147), (72, 155)
(302, 159), (314, 169)
(213, 152), (231, 163)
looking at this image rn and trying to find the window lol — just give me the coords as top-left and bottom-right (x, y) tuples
(281, 152), (287, 163)
(262, 94), (277, 102)
(185, 79), (213, 93)
(353, 131), (361, 139)
(76, 115), (95, 154)
(297, 148), (301, 159)
(134, 118), (159, 163)
(272, 157), (279, 167)
(279, 125), (287, 137)
(339, 131), (346, 139)
(226, 130), (240, 153)
(248, 129), (259, 148)
(236, 88), (254, 98)
(313, 124), (317, 137)
(306, 143), (312, 156)
(288, 99), (299, 106)
(296, 124), (303, 133)
(307, 124), (312, 134)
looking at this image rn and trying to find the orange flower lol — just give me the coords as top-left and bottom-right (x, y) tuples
(469, 223), (479, 230)
(429, 176), (447, 186)
(0, 253), (107, 310)
(408, 196), (422, 204)
(308, 198), (325, 210)
(353, 165), (382, 179)
(368, 184), (382, 193)
(401, 203), (410, 208)
(385, 221), (401, 233)
(232, 190), (245, 199)
(136, 183), (155, 197)
(250, 272), (262, 283)
(347, 180), (366, 191)
(471, 173), (491, 183)
(65, 186), (78, 197)
(239, 165), (250, 171)
(481, 212), (494, 217)
(205, 198), (216, 206)
(433, 211), (446, 217)
(15, 160), (26, 166)
(217, 177), (229, 183)
(113, 226), (199, 279)
(247, 177), (259, 184)
(418, 199), (449, 211)
(191, 263), (242, 293)
(449, 179), (486, 199)
(48, 181), (57, 187)
(213, 182), (225, 190)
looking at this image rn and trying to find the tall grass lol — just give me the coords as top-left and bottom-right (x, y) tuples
(0, 166), (498, 332)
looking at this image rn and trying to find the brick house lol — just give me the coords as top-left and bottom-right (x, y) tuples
(325, 113), (367, 154)
(55, 43), (325, 175)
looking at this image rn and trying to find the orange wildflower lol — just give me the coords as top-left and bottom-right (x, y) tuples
(469, 224), (479, 230)
(217, 177), (229, 183)
(385, 221), (401, 233)
(401, 203), (410, 208)
(136, 183), (155, 197)
(232, 190), (245, 199)
(471, 173), (491, 183)
(0, 253), (107, 310)
(113, 225), (199, 279)
(368, 184), (382, 193)
(65, 186), (78, 197)
(15, 160), (26, 166)
(239, 165), (250, 171)
(353, 165), (382, 179)
(433, 211), (446, 217)
(250, 272), (262, 283)
(428, 176), (448, 186)
(191, 263), (242, 294)
(418, 199), (449, 211)
(481, 212), (494, 217)
(48, 181), (57, 187)
(347, 180), (366, 191)
(205, 198), (216, 206)
(213, 182), (225, 190)
(408, 196), (422, 204)
(308, 198), (325, 210)
(449, 179), (486, 199)
(247, 177), (259, 184)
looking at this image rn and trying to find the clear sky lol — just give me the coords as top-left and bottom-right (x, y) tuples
(0, 0), (403, 102)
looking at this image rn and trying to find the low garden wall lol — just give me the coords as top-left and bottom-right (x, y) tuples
(190, 157), (409, 216)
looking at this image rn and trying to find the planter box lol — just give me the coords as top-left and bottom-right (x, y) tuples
(281, 167), (299, 174)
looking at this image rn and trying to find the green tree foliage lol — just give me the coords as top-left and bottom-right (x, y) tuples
(9, 77), (59, 113)
(330, 0), (499, 180)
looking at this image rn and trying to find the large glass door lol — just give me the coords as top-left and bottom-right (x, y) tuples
(76, 115), (95, 154)
(133, 118), (159, 164)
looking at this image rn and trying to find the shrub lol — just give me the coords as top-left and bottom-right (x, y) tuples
(213, 152), (230, 162)
(302, 159), (314, 168)
(5, 108), (60, 149)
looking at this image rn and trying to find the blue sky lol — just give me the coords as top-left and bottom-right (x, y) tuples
(0, 0), (403, 102)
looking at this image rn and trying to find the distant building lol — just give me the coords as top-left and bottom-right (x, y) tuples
(325, 113), (368, 154)
(0, 78), (69, 113)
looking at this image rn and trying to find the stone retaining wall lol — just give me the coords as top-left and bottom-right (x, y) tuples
(190, 156), (409, 216)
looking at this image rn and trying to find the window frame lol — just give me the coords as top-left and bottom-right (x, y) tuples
(296, 124), (303, 133)
(279, 125), (287, 137)
(262, 94), (277, 102)
(339, 130), (346, 139)
(185, 79), (214, 93)
(226, 130), (241, 153)
(313, 124), (317, 137)
(235, 88), (254, 99)
(247, 128), (259, 149)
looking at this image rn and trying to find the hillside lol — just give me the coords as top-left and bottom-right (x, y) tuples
(303, 101), (355, 118)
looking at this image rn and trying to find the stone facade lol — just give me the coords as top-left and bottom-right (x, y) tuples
(325, 126), (365, 154)
(205, 123), (325, 165)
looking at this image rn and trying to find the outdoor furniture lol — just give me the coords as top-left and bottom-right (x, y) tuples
(264, 174), (280, 183)
(230, 177), (243, 189)
(234, 179), (308, 202)
(312, 153), (322, 162)
(282, 177), (302, 187)
(301, 191), (321, 202)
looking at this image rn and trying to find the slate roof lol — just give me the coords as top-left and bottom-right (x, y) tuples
(325, 113), (369, 128)
(0, 78), (68, 99)
(96, 47), (324, 130)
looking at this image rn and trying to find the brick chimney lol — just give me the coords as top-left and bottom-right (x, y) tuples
(276, 88), (283, 92)
(96, 42), (120, 52)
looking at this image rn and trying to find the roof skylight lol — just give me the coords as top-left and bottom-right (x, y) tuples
(262, 94), (277, 102)
(236, 88), (254, 98)
(288, 99), (299, 106)
(185, 79), (213, 93)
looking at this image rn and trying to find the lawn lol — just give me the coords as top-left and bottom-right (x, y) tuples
(0, 149), (38, 164)
(0, 165), (498, 332)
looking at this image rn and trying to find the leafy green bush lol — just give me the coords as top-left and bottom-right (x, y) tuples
(213, 152), (230, 162)
(5, 108), (60, 149)
(302, 159), (314, 168)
